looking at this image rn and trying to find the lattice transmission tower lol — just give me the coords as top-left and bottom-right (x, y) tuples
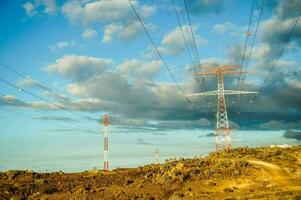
(188, 66), (257, 151)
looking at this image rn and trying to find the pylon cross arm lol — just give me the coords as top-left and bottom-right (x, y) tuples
(223, 90), (258, 95)
(187, 90), (218, 97)
(188, 90), (257, 97)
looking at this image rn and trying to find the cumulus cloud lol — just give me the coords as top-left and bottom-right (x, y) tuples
(23, 2), (36, 16)
(277, 0), (301, 19)
(17, 77), (52, 91)
(117, 59), (162, 80)
(260, 17), (301, 49)
(23, 0), (57, 16)
(44, 55), (113, 82)
(61, 0), (155, 43)
(148, 25), (207, 56)
(259, 120), (301, 130)
(227, 0), (301, 72)
(42, 55), (210, 127)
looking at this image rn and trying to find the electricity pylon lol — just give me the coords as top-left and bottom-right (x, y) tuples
(188, 66), (257, 151)
(103, 114), (109, 171)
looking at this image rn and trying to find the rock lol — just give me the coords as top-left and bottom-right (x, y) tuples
(125, 179), (134, 185)
(223, 187), (234, 192)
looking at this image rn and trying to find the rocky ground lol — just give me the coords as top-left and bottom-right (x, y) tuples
(1, 146), (301, 200)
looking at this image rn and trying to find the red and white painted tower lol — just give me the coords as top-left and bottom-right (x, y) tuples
(103, 114), (109, 171)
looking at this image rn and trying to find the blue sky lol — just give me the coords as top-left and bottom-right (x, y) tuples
(0, 0), (301, 137)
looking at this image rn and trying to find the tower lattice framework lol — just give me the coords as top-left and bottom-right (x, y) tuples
(188, 66), (257, 151)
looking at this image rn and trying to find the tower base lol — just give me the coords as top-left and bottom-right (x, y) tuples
(216, 128), (231, 151)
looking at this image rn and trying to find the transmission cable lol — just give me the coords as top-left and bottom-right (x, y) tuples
(0, 77), (98, 133)
(171, 0), (215, 124)
(237, 0), (266, 126)
(128, 0), (203, 119)
(246, 14), (301, 124)
(233, 0), (256, 127)
(0, 61), (93, 121)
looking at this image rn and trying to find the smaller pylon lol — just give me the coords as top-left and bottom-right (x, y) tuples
(103, 114), (109, 171)
(155, 149), (160, 164)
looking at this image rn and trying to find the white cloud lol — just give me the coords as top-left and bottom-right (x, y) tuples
(44, 55), (113, 82)
(61, 0), (155, 43)
(150, 25), (207, 56)
(23, 2), (36, 16)
(42, 0), (57, 15)
(23, 0), (57, 17)
(212, 22), (242, 35)
(117, 59), (162, 79)
(82, 28), (97, 39)
(102, 24), (123, 43)
(50, 41), (75, 51)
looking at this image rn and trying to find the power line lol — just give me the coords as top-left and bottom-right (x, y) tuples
(183, 0), (208, 91)
(0, 77), (98, 133)
(128, 0), (203, 119)
(253, 15), (300, 101)
(182, 0), (217, 123)
(171, 0), (195, 80)
(244, 0), (266, 74)
(233, 0), (256, 127)
(236, 0), (266, 126)
(0, 62), (66, 101)
(0, 105), (31, 119)
(0, 92), (83, 130)
(246, 14), (301, 124)
(171, 0), (215, 123)
(0, 61), (94, 122)
(235, 0), (256, 89)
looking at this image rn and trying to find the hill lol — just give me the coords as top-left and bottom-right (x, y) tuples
(1, 146), (301, 200)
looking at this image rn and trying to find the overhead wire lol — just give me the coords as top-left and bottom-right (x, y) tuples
(0, 92), (89, 131)
(233, 0), (256, 128)
(238, 0), (266, 128)
(0, 62), (148, 167)
(246, 14), (301, 124)
(0, 62), (67, 101)
(127, 0), (203, 120)
(0, 77), (98, 133)
(0, 61), (95, 123)
(172, 0), (215, 125)
(183, 0), (208, 90)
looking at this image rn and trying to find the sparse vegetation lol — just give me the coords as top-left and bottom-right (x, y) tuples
(1, 146), (301, 199)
